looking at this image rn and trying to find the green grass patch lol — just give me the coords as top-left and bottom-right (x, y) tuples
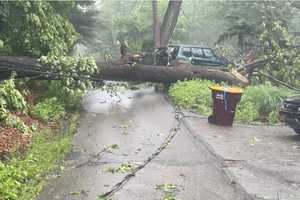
(0, 114), (78, 200)
(169, 80), (296, 124)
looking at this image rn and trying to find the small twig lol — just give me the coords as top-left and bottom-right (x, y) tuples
(75, 145), (115, 168)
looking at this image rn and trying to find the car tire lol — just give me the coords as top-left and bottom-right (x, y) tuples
(293, 129), (300, 135)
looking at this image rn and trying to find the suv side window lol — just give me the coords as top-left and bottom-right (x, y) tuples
(191, 48), (204, 58)
(203, 49), (214, 58)
(182, 47), (192, 57)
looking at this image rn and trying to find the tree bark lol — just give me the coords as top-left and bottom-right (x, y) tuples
(97, 61), (248, 85)
(152, 0), (161, 48)
(0, 56), (250, 85)
(160, 0), (183, 47)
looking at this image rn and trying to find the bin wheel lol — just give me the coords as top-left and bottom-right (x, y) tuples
(293, 129), (300, 135)
(208, 115), (215, 124)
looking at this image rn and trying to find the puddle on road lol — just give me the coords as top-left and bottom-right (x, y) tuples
(82, 84), (156, 115)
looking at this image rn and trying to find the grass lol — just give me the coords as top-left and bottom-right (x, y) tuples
(169, 80), (296, 124)
(0, 114), (78, 200)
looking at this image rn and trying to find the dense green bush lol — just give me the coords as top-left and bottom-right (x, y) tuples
(0, 77), (29, 133)
(0, 77), (26, 117)
(32, 97), (65, 122)
(169, 80), (296, 124)
(169, 80), (213, 116)
(0, 1), (78, 57)
(236, 84), (295, 123)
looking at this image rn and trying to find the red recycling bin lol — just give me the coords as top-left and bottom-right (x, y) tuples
(208, 86), (243, 126)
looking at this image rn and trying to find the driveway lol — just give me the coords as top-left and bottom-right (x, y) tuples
(184, 112), (300, 200)
(37, 85), (300, 200)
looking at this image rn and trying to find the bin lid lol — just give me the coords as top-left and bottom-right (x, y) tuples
(209, 85), (243, 94)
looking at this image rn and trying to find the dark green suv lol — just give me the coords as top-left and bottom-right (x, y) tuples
(168, 45), (229, 68)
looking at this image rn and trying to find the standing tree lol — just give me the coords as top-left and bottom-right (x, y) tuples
(152, 0), (161, 49)
(152, 0), (183, 48)
(160, 0), (183, 47)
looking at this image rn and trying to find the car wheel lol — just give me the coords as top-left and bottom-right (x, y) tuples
(293, 129), (300, 135)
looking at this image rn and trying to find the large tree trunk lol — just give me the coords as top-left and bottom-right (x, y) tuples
(152, 0), (161, 48)
(97, 61), (248, 85)
(0, 56), (251, 85)
(160, 0), (183, 47)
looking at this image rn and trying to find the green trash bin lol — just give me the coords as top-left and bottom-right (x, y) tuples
(208, 85), (243, 126)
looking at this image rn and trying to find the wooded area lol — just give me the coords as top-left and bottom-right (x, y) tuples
(0, 2), (300, 200)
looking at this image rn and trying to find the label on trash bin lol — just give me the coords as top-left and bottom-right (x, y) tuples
(216, 93), (224, 100)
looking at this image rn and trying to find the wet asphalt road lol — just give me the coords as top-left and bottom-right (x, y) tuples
(38, 85), (251, 200)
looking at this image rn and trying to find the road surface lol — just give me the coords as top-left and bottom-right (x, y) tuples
(38, 85), (252, 200)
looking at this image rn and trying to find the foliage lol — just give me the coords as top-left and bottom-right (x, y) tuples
(3, 115), (30, 134)
(169, 80), (213, 116)
(32, 97), (65, 122)
(106, 163), (135, 174)
(0, 115), (78, 200)
(237, 84), (295, 123)
(38, 55), (98, 110)
(0, 39), (3, 49)
(0, 76), (29, 133)
(235, 101), (259, 123)
(0, 77), (26, 115)
(72, 0), (189, 56)
(270, 55), (300, 87)
(216, 1), (300, 87)
(0, 0), (99, 112)
(156, 183), (178, 200)
(169, 80), (296, 124)
(0, 2), (93, 199)
(0, 1), (97, 111)
(112, 1), (159, 52)
(0, 1), (78, 57)
(216, 1), (294, 49)
(69, 1), (113, 54)
(156, 183), (178, 193)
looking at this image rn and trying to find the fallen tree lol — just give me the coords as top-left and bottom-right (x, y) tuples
(97, 60), (249, 85)
(0, 56), (269, 86)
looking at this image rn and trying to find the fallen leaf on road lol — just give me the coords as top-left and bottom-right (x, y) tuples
(250, 136), (260, 146)
(105, 163), (135, 174)
(69, 191), (80, 196)
(156, 183), (178, 193)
